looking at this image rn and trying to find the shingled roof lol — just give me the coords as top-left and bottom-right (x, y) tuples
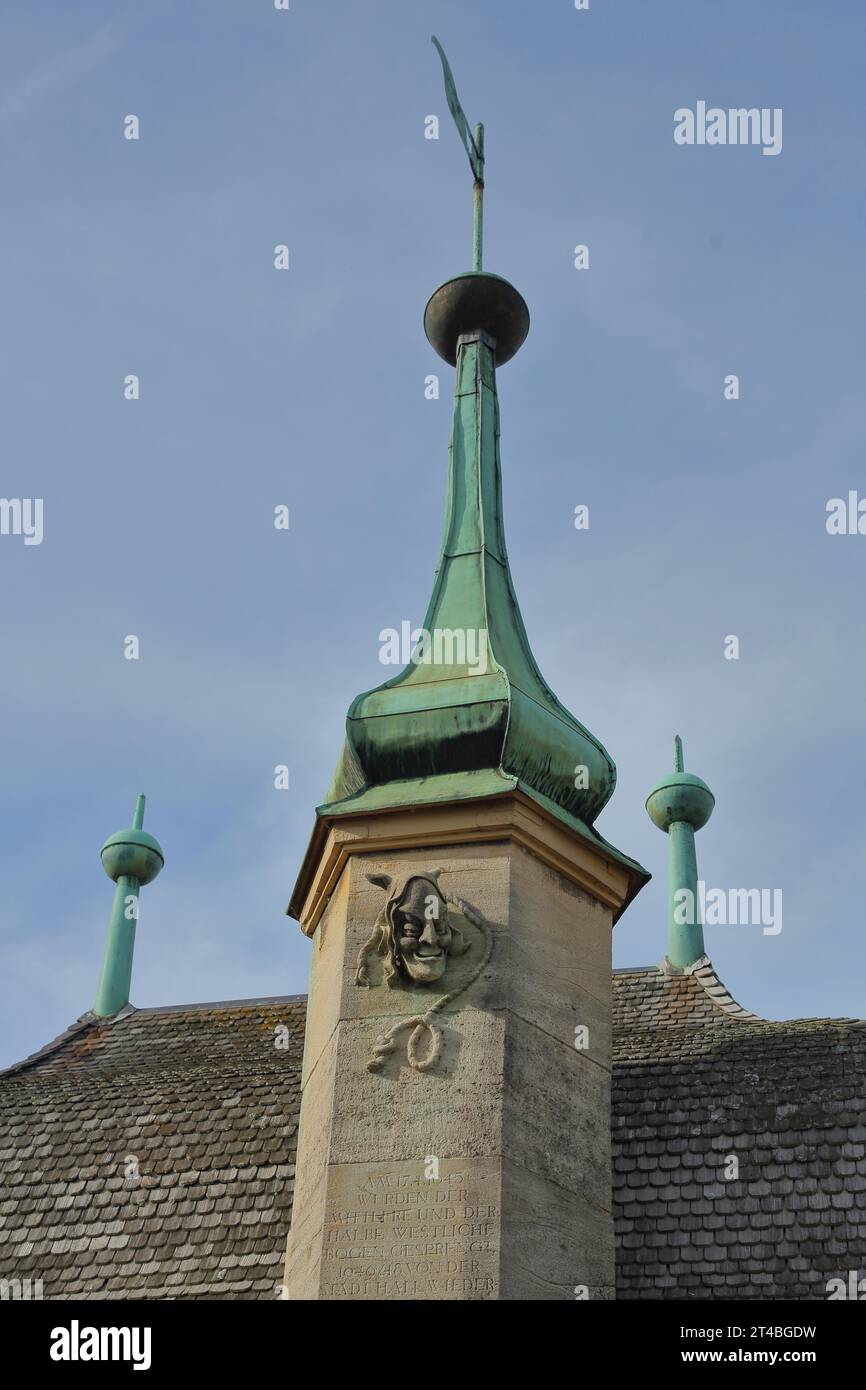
(0, 998), (305, 1300)
(612, 958), (866, 1299)
(2, 961), (864, 1300)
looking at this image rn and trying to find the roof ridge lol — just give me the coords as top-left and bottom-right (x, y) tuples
(1, 996), (309, 1077)
(665, 956), (865, 1028)
(683, 955), (762, 1020)
(130, 993), (308, 1016)
(0, 1012), (98, 1077)
(614, 955), (762, 1022)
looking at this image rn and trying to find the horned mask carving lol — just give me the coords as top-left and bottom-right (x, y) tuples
(355, 869), (470, 989)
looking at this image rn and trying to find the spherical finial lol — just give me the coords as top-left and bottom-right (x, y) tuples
(646, 736), (715, 833)
(424, 272), (529, 366)
(100, 794), (164, 885)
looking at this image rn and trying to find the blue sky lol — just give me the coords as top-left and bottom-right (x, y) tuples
(1, 0), (865, 1067)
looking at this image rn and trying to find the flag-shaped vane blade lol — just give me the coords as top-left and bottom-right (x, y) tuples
(432, 36), (484, 184)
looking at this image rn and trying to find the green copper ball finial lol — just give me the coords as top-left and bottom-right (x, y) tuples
(425, 37), (530, 368)
(646, 735), (715, 833)
(93, 795), (164, 1018)
(646, 738), (715, 970)
(100, 793), (164, 886)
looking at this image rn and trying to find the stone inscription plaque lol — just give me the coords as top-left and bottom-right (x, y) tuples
(320, 1157), (501, 1299)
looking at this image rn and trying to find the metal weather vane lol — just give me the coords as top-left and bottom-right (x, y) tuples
(431, 36), (485, 271)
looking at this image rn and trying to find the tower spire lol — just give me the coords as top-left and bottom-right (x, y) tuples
(646, 737), (715, 969)
(93, 795), (164, 1018)
(306, 38), (646, 874)
(283, 36), (650, 1303)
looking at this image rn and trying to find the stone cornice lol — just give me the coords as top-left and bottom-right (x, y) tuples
(289, 788), (646, 936)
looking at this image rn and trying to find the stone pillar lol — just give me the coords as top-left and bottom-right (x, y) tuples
(284, 794), (636, 1300)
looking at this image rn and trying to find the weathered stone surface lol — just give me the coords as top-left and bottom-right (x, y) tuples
(284, 825), (619, 1300)
(503, 1010), (610, 1199)
(499, 1157), (613, 1299)
(326, 1010), (507, 1166)
(316, 1157), (501, 1300)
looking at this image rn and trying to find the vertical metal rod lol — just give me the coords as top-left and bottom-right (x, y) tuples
(472, 122), (485, 271)
(93, 875), (140, 1017)
(667, 821), (704, 968)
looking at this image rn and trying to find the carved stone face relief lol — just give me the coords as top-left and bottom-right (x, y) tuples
(356, 869), (469, 989)
(390, 875), (453, 983)
(355, 868), (492, 1074)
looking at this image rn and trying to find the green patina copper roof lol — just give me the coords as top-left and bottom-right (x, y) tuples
(323, 283), (621, 836)
(300, 38), (648, 905)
